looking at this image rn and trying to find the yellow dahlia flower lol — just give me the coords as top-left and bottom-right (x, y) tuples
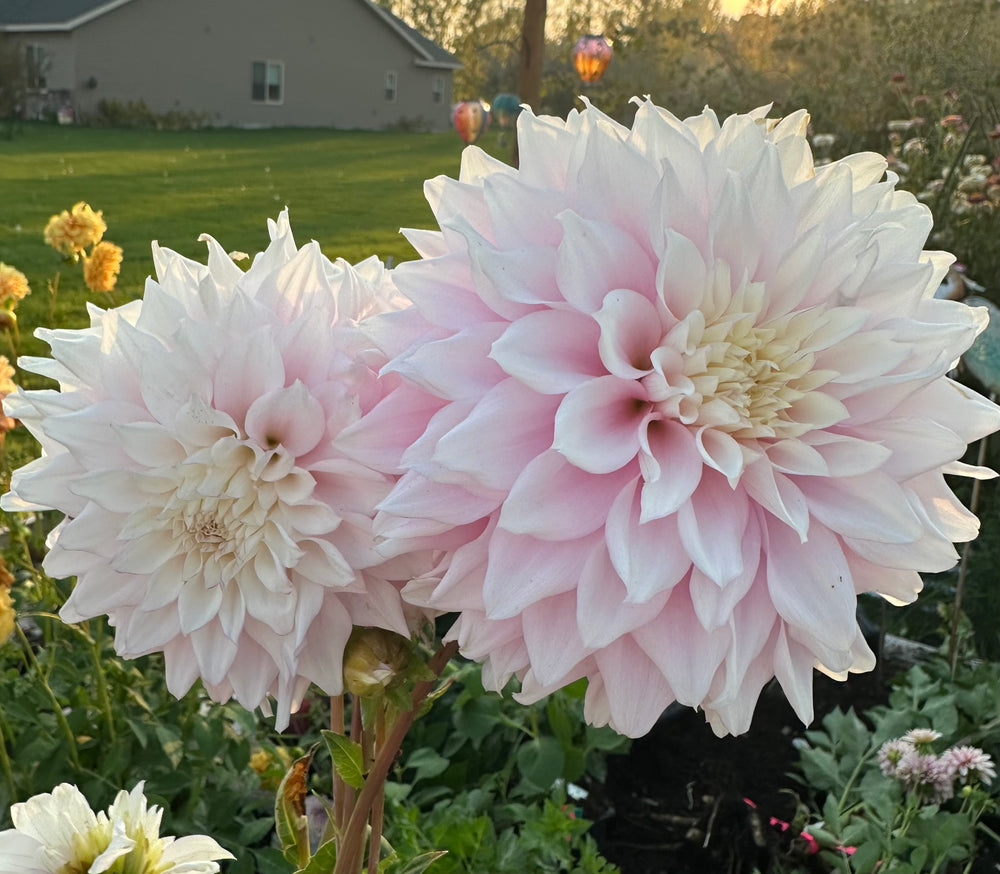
(0, 263), (30, 305)
(44, 202), (107, 259)
(83, 241), (124, 293)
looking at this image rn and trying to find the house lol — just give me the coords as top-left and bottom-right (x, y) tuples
(0, 0), (461, 130)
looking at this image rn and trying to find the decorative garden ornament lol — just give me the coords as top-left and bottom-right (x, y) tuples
(572, 35), (613, 84)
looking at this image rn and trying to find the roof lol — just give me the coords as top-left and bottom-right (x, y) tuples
(362, 0), (461, 70)
(0, 0), (462, 71)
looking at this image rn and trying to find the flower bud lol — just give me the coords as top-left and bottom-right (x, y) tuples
(342, 627), (411, 698)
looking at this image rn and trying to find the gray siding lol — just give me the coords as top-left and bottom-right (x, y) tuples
(14, 0), (455, 130)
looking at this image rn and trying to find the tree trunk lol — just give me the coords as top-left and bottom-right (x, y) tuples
(514, 0), (546, 167)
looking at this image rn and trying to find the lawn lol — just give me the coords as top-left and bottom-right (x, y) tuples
(0, 123), (513, 354)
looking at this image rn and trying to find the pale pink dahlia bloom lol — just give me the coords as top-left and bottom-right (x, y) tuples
(342, 99), (1000, 737)
(1, 212), (425, 727)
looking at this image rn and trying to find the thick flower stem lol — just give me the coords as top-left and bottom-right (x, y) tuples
(366, 707), (387, 874)
(334, 641), (459, 874)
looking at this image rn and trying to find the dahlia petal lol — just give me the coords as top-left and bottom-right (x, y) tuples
(553, 375), (646, 474)
(633, 582), (729, 707)
(655, 230), (708, 321)
(489, 308), (604, 394)
(844, 529), (958, 572)
(432, 378), (559, 491)
(211, 327), (285, 423)
(638, 419), (703, 521)
(594, 637), (675, 737)
(378, 470), (499, 525)
(797, 431), (892, 477)
(576, 539), (671, 648)
(688, 519), (762, 630)
(677, 470), (748, 585)
(772, 625), (816, 726)
(606, 477), (691, 603)
(500, 450), (633, 541)
(765, 521), (855, 652)
(740, 459), (809, 539)
(112, 530), (179, 575)
(802, 472), (923, 543)
(385, 321), (507, 401)
(190, 622), (239, 685)
(595, 289), (661, 378)
(555, 210), (656, 315)
(522, 592), (590, 686)
(112, 421), (186, 468)
(695, 426), (746, 481)
(244, 382), (326, 456)
(845, 551), (922, 605)
(482, 528), (592, 619)
(337, 383), (446, 475)
(177, 582), (224, 634)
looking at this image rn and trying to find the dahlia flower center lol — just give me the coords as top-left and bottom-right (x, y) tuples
(644, 298), (835, 441)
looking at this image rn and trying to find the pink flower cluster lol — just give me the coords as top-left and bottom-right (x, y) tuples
(4, 98), (1000, 738)
(879, 732), (996, 803)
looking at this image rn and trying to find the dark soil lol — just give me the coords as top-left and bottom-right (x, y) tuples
(589, 669), (891, 874)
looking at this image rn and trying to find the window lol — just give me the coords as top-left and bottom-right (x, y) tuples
(384, 70), (397, 103)
(25, 45), (47, 90)
(251, 61), (283, 104)
(432, 75), (444, 104)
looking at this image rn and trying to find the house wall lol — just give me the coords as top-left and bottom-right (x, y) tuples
(41, 0), (454, 129)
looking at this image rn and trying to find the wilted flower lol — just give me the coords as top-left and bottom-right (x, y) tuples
(2, 211), (426, 727)
(940, 746), (996, 786)
(43, 202), (106, 259)
(0, 263), (30, 305)
(342, 98), (1000, 738)
(82, 240), (123, 293)
(0, 781), (233, 874)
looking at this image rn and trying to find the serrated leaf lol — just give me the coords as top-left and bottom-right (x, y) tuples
(275, 744), (317, 868)
(321, 730), (366, 789)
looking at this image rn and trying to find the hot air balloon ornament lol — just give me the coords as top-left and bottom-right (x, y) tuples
(451, 99), (491, 144)
(491, 93), (522, 130)
(572, 34), (613, 84)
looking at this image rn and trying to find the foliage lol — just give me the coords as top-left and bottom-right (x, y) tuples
(0, 33), (27, 123)
(93, 98), (211, 131)
(791, 657), (1000, 872)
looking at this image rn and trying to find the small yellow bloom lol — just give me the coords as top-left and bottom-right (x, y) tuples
(0, 263), (31, 305)
(0, 586), (13, 643)
(249, 749), (271, 774)
(44, 201), (107, 259)
(83, 241), (123, 293)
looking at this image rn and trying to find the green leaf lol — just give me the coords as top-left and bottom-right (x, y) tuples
(384, 850), (448, 874)
(294, 837), (338, 874)
(321, 729), (366, 789)
(404, 747), (450, 784)
(516, 736), (565, 789)
(275, 744), (317, 869)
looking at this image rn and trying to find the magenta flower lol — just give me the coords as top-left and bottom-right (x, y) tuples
(343, 99), (1000, 738)
(2, 212), (425, 728)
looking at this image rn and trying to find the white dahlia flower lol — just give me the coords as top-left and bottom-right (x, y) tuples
(2, 212), (427, 727)
(340, 99), (1000, 737)
(0, 782), (233, 874)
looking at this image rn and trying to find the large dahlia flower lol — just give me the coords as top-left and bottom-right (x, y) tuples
(0, 782), (233, 874)
(341, 99), (1000, 737)
(2, 212), (425, 727)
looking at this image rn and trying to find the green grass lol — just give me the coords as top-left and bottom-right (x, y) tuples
(0, 123), (516, 357)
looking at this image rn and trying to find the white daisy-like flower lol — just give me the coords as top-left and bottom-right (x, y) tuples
(2, 212), (428, 727)
(0, 782), (233, 874)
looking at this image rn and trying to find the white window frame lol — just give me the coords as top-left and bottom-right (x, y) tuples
(251, 60), (284, 105)
(384, 70), (398, 103)
(25, 44), (48, 90)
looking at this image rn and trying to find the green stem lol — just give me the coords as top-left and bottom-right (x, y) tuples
(334, 641), (459, 874)
(89, 620), (116, 743)
(16, 622), (79, 769)
(0, 716), (17, 801)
